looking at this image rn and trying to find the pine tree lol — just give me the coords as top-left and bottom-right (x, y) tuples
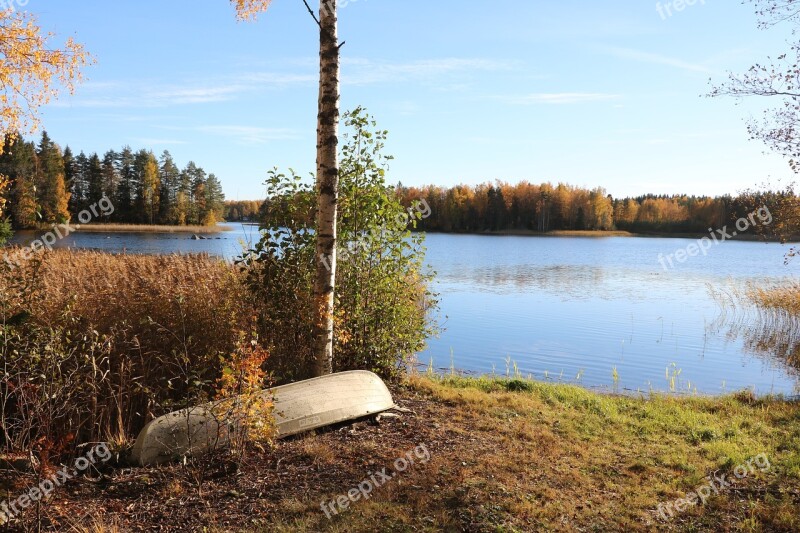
(132, 149), (151, 223)
(86, 153), (103, 208)
(63, 146), (76, 204)
(101, 150), (119, 211)
(115, 146), (135, 222)
(182, 161), (205, 225)
(6, 139), (38, 228)
(202, 173), (225, 225)
(0, 131), (227, 227)
(36, 131), (69, 224)
(158, 150), (179, 224)
(71, 151), (89, 214)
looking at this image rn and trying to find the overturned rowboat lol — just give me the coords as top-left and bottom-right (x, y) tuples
(131, 370), (395, 466)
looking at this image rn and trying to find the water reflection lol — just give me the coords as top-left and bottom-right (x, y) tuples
(710, 284), (800, 386)
(440, 264), (607, 298)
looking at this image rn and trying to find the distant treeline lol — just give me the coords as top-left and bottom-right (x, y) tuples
(395, 182), (796, 235)
(224, 200), (263, 222)
(0, 132), (225, 228)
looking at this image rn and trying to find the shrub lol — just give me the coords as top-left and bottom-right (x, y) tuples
(0, 217), (10, 244)
(241, 108), (438, 381)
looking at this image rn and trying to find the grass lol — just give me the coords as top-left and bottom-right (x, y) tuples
(74, 223), (230, 233)
(0, 249), (252, 448)
(397, 375), (799, 532)
(747, 281), (800, 315)
(25, 373), (800, 532)
(321, 374), (800, 532)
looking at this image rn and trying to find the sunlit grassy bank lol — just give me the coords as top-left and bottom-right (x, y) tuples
(264, 375), (800, 532)
(35, 374), (799, 532)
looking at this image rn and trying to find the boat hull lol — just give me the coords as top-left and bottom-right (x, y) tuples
(131, 370), (395, 465)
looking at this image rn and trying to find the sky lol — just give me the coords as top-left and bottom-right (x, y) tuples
(26, 0), (800, 200)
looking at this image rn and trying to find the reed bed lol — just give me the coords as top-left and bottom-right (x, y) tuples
(747, 280), (800, 315)
(711, 281), (800, 372)
(0, 249), (253, 452)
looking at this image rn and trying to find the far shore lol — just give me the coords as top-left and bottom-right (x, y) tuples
(418, 228), (800, 242)
(72, 223), (231, 234)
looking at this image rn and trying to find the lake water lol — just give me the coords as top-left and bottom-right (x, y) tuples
(10, 223), (800, 396)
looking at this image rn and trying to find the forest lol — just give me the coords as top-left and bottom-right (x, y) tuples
(395, 182), (798, 235)
(227, 180), (799, 237)
(0, 131), (226, 228)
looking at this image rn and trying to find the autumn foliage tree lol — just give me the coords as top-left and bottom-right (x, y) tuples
(0, 6), (90, 240)
(397, 182), (737, 234)
(0, 9), (89, 142)
(0, 135), (225, 228)
(709, 0), (800, 240)
(0, 174), (9, 242)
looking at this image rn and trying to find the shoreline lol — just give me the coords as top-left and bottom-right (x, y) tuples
(416, 228), (800, 242)
(71, 223), (230, 234)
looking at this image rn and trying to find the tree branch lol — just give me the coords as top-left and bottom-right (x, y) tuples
(299, 0), (346, 49)
(301, 0), (322, 28)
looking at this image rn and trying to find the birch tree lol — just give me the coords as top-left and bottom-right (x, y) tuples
(233, 0), (341, 376)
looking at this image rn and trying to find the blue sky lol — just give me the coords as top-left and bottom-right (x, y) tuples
(30, 0), (797, 200)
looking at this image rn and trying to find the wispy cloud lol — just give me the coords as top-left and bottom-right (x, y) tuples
(239, 72), (318, 86)
(195, 125), (301, 144)
(53, 82), (248, 108)
(343, 58), (517, 85)
(600, 46), (712, 73)
(133, 138), (188, 146)
(503, 92), (620, 105)
(147, 85), (247, 104)
(54, 57), (511, 108)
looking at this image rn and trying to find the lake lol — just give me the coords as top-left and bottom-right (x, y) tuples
(10, 223), (800, 396)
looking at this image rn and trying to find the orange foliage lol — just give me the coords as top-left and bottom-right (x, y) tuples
(215, 336), (275, 446)
(397, 182), (729, 233)
(231, 0), (272, 21)
(0, 174), (8, 217)
(0, 9), (91, 142)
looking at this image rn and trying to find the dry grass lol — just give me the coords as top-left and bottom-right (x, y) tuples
(715, 281), (800, 370)
(180, 376), (800, 530)
(6, 375), (800, 531)
(1, 249), (253, 448)
(74, 224), (230, 233)
(748, 280), (800, 315)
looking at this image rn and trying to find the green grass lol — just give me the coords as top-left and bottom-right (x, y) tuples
(37, 374), (800, 532)
(229, 375), (800, 531)
(393, 375), (800, 531)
